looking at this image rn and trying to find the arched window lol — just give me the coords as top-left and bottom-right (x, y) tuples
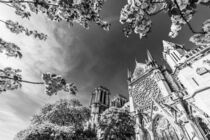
(152, 115), (179, 140)
(195, 117), (210, 139)
(173, 52), (180, 61)
(171, 53), (178, 62)
(143, 129), (151, 140)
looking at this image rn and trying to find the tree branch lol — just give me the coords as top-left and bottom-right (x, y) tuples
(2, 2), (14, 7)
(0, 0), (58, 6)
(0, 76), (44, 84)
(0, 19), (7, 24)
(173, 0), (205, 34)
(21, 79), (44, 84)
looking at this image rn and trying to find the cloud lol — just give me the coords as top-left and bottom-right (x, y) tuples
(5, 91), (41, 120)
(0, 110), (27, 139)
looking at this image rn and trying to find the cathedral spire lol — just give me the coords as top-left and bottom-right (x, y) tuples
(147, 49), (154, 62)
(146, 49), (158, 68)
(127, 68), (132, 82)
(135, 58), (138, 65)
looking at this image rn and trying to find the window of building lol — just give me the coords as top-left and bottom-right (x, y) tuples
(103, 92), (106, 104)
(100, 91), (103, 103)
(171, 53), (178, 62)
(195, 48), (200, 52)
(173, 52), (180, 60)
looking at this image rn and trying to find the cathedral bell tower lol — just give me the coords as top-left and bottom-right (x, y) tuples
(89, 86), (110, 128)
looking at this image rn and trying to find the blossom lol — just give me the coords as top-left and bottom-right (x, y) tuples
(5, 20), (47, 40)
(98, 107), (135, 140)
(190, 19), (210, 45)
(0, 38), (22, 58)
(0, 67), (22, 93)
(42, 73), (78, 96)
(15, 99), (93, 140)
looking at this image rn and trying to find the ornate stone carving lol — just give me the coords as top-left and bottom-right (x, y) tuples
(132, 77), (161, 109)
(153, 116), (179, 140)
(132, 62), (147, 80)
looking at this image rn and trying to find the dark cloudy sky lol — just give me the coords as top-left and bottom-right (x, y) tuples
(0, 1), (210, 139)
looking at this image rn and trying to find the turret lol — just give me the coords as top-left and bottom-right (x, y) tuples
(127, 68), (132, 83)
(146, 49), (158, 68)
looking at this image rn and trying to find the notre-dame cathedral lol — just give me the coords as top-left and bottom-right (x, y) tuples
(89, 40), (210, 140)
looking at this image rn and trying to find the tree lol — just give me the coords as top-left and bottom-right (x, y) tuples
(14, 98), (96, 140)
(97, 107), (135, 140)
(0, 0), (110, 30)
(0, 68), (78, 95)
(119, 0), (210, 40)
(119, 0), (210, 49)
(31, 98), (90, 128)
(14, 122), (76, 140)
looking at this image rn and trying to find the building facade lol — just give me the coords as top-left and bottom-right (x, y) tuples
(89, 86), (111, 129)
(90, 41), (210, 140)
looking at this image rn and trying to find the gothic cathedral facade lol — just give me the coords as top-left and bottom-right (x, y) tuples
(90, 40), (210, 140)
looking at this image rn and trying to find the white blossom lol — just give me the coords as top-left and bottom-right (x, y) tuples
(0, 38), (22, 58)
(190, 19), (210, 45)
(15, 99), (93, 140)
(97, 107), (135, 140)
(120, 0), (210, 39)
(42, 73), (78, 96)
(0, 67), (22, 93)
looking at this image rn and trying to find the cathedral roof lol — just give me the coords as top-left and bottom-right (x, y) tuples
(162, 40), (185, 54)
